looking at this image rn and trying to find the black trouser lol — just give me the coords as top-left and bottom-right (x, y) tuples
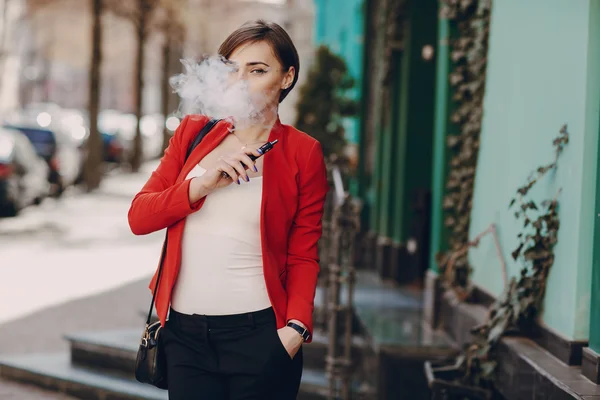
(162, 307), (303, 400)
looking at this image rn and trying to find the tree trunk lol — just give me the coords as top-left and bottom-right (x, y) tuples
(130, 0), (147, 172)
(160, 28), (171, 153)
(83, 0), (103, 191)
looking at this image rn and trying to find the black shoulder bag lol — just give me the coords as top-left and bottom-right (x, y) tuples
(134, 118), (220, 389)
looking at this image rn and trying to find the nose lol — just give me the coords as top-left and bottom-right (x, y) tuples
(236, 68), (248, 80)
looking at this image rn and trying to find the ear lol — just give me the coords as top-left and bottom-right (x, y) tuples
(281, 66), (295, 90)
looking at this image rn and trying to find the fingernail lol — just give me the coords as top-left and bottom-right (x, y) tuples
(253, 165), (258, 172)
(237, 179), (240, 185)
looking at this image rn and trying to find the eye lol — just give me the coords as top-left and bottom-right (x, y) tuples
(250, 69), (267, 75)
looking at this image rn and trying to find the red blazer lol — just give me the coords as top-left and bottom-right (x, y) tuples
(128, 114), (329, 342)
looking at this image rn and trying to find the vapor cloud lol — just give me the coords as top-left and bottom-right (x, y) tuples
(169, 56), (268, 130)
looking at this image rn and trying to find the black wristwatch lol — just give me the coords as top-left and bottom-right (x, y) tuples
(287, 322), (311, 342)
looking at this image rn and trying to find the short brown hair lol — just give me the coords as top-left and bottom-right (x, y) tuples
(218, 20), (299, 103)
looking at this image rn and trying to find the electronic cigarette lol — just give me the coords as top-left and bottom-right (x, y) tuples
(221, 139), (279, 178)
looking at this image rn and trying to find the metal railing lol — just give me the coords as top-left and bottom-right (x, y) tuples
(320, 163), (363, 400)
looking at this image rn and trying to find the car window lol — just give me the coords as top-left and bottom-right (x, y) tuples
(5, 126), (56, 160)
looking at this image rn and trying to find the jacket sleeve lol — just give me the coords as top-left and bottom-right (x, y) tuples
(285, 141), (329, 342)
(127, 115), (209, 235)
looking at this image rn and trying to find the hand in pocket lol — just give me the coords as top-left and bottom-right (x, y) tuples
(276, 326), (303, 359)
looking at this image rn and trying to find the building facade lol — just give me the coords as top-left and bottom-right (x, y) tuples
(312, 0), (364, 149)
(360, 0), (439, 284)
(355, 0), (600, 397)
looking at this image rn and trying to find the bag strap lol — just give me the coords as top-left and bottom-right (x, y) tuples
(145, 118), (221, 326)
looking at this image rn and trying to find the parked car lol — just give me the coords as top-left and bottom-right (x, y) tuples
(0, 127), (50, 216)
(71, 108), (125, 165)
(98, 110), (136, 162)
(3, 119), (83, 197)
(98, 110), (166, 163)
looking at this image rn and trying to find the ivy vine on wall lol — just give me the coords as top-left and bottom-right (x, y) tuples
(436, 0), (492, 293)
(452, 126), (568, 389)
(432, 0), (571, 390)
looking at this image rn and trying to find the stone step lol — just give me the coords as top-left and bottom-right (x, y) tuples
(0, 352), (357, 400)
(65, 328), (367, 376)
(0, 353), (165, 400)
(66, 329), (140, 377)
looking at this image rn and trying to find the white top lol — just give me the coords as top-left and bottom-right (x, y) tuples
(171, 164), (272, 315)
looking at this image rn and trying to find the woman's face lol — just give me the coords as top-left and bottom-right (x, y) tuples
(226, 40), (295, 112)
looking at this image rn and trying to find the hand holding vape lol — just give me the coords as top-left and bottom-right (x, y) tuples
(221, 139), (279, 179)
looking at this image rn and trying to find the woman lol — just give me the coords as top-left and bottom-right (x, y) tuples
(128, 20), (329, 399)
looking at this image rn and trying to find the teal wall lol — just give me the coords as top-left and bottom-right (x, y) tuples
(585, 0), (600, 352)
(467, 0), (600, 340)
(313, 0), (364, 145)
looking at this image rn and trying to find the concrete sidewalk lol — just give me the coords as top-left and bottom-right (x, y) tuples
(0, 276), (153, 398)
(0, 161), (166, 397)
(0, 379), (77, 399)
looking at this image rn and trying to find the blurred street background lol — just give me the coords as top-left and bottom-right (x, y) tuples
(0, 0), (599, 399)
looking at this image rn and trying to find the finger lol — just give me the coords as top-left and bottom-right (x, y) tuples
(225, 157), (249, 182)
(241, 144), (262, 159)
(235, 152), (257, 173)
(217, 156), (238, 178)
(248, 146), (262, 158)
(218, 161), (240, 184)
